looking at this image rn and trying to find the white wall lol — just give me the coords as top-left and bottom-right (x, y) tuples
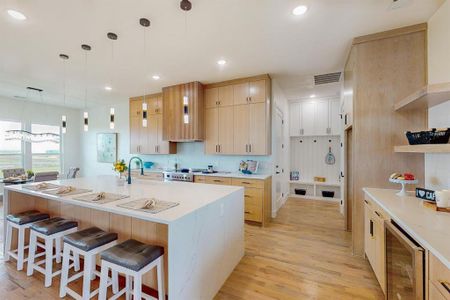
(0, 96), (81, 176)
(426, 0), (450, 190)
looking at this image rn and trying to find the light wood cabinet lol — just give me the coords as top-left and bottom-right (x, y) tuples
(233, 104), (250, 154)
(429, 253), (450, 300)
(205, 86), (234, 108)
(364, 197), (387, 294)
(129, 95), (176, 155)
(205, 106), (234, 154)
(162, 81), (204, 141)
(233, 80), (266, 105)
(191, 175), (271, 226)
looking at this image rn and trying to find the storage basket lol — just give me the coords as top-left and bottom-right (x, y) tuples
(322, 191), (335, 198)
(294, 189), (306, 195)
(406, 128), (450, 145)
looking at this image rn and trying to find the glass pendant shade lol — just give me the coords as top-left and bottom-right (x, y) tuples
(142, 102), (148, 127)
(110, 108), (115, 129)
(183, 96), (189, 124)
(83, 111), (89, 132)
(62, 115), (67, 134)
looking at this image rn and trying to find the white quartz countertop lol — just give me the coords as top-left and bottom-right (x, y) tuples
(5, 175), (243, 225)
(133, 169), (272, 180)
(363, 188), (450, 269)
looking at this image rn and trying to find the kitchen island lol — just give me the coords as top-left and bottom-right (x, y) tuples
(3, 175), (245, 300)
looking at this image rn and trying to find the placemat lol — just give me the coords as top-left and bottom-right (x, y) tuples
(72, 192), (129, 204)
(42, 187), (92, 196)
(117, 198), (179, 214)
(22, 183), (61, 191)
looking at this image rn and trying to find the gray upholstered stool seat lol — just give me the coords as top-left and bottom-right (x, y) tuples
(100, 239), (164, 271)
(30, 217), (78, 236)
(6, 210), (50, 225)
(63, 227), (118, 252)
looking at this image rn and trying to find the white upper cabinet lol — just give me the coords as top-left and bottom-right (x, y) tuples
(289, 99), (341, 137)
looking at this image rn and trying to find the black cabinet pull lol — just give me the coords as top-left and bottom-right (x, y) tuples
(369, 219), (374, 237)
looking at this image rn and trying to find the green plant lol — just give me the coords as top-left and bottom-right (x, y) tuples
(26, 170), (34, 178)
(113, 160), (128, 173)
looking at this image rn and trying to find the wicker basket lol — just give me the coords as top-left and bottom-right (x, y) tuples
(406, 128), (450, 145)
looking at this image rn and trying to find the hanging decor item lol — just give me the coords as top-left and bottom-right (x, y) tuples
(107, 32), (118, 129)
(183, 96), (189, 124)
(81, 44), (92, 132)
(140, 18), (151, 128)
(59, 53), (69, 134)
(180, 0), (192, 11)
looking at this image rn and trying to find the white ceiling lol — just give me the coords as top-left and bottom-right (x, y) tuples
(0, 0), (444, 108)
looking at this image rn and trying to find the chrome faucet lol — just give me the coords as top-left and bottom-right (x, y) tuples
(128, 156), (144, 184)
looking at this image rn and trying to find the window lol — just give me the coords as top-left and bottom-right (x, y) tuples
(31, 124), (61, 173)
(0, 120), (23, 177)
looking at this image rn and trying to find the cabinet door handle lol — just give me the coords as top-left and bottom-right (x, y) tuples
(213, 179), (222, 183)
(364, 199), (369, 204)
(441, 281), (450, 294)
(374, 211), (381, 218)
(249, 97), (252, 102)
(244, 195), (251, 198)
(245, 144), (248, 153)
(244, 211), (251, 214)
(369, 219), (374, 237)
(249, 144), (252, 153)
(242, 182), (251, 185)
(219, 145), (221, 153)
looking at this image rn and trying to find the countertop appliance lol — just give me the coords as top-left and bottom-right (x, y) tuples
(385, 220), (424, 300)
(163, 171), (194, 182)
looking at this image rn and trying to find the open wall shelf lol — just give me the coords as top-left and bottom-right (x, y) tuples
(394, 82), (450, 111)
(394, 144), (450, 153)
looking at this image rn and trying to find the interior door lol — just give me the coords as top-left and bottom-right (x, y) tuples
(315, 100), (329, 135)
(289, 102), (301, 136)
(301, 101), (315, 136)
(249, 102), (266, 155)
(249, 80), (266, 103)
(218, 106), (234, 154)
(233, 82), (249, 105)
(205, 108), (219, 154)
(233, 104), (249, 154)
(218, 85), (234, 107)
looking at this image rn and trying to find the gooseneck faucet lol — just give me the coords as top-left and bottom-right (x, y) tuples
(128, 156), (144, 184)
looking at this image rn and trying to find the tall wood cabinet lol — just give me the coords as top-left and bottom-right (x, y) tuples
(162, 82), (204, 142)
(204, 75), (272, 155)
(129, 94), (176, 154)
(344, 24), (427, 256)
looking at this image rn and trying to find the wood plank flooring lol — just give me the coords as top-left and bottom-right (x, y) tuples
(215, 198), (384, 300)
(0, 198), (384, 299)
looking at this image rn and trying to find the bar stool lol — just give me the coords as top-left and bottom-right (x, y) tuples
(5, 210), (50, 270)
(98, 239), (165, 300)
(27, 217), (79, 287)
(59, 227), (119, 300)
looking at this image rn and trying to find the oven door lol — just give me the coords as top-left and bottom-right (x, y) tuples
(385, 220), (424, 300)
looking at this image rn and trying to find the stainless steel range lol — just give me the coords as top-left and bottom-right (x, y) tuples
(163, 171), (194, 182)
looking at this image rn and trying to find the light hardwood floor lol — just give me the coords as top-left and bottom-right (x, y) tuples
(0, 198), (383, 299)
(215, 198), (384, 300)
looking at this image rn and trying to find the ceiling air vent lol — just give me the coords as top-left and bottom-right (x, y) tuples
(314, 72), (341, 85)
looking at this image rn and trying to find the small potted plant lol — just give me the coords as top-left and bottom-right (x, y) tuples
(113, 160), (128, 185)
(26, 170), (34, 179)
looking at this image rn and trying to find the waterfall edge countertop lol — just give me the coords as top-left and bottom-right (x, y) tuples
(4, 175), (244, 225)
(363, 188), (450, 269)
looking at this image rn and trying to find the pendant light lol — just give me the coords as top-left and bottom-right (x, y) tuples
(59, 53), (69, 134)
(81, 44), (91, 132)
(140, 18), (150, 128)
(107, 32), (118, 130)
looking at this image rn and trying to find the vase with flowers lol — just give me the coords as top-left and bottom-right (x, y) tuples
(113, 160), (128, 186)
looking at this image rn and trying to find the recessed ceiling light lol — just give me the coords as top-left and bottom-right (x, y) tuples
(292, 5), (308, 16)
(152, 75), (160, 80)
(217, 59), (227, 66)
(7, 9), (27, 20)
(104, 86), (112, 91)
(310, 94), (316, 98)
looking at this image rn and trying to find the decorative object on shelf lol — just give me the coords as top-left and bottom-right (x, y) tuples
(5, 130), (60, 143)
(97, 133), (117, 163)
(239, 160), (259, 174)
(113, 159), (128, 186)
(435, 190), (450, 208)
(314, 176), (326, 182)
(290, 171), (300, 181)
(415, 187), (436, 201)
(81, 44), (92, 132)
(143, 161), (154, 169)
(59, 53), (69, 134)
(140, 18), (151, 128)
(325, 146), (336, 165)
(107, 32), (118, 128)
(406, 128), (450, 145)
(389, 172), (418, 196)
